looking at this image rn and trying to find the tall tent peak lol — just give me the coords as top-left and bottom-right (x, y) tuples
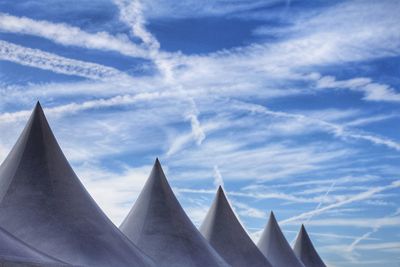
(0, 103), (155, 267)
(200, 187), (272, 267)
(257, 212), (305, 267)
(293, 225), (326, 267)
(120, 159), (229, 267)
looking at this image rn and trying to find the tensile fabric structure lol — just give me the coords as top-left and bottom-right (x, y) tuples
(293, 225), (327, 267)
(120, 159), (229, 267)
(0, 226), (67, 267)
(200, 186), (273, 267)
(257, 212), (305, 267)
(0, 103), (155, 267)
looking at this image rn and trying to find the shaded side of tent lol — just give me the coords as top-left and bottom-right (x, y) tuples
(0, 226), (68, 267)
(120, 159), (229, 267)
(257, 212), (305, 267)
(293, 225), (327, 267)
(0, 103), (155, 267)
(200, 186), (272, 267)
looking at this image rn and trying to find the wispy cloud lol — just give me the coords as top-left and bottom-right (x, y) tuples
(0, 13), (149, 59)
(347, 208), (400, 253)
(232, 100), (400, 151)
(281, 180), (400, 224)
(113, 0), (206, 154)
(76, 163), (152, 225)
(0, 40), (127, 80)
(315, 75), (400, 102)
(213, 165), (224, 188)
(0, 91), (177, 123)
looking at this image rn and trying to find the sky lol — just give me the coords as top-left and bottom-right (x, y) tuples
(0, 0), (399, 266)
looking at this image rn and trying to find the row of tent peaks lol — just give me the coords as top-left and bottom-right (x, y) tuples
(0, 103), (326, 267)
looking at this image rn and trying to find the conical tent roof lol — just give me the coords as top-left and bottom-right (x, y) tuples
(293, 225), (326, 267)
(120, 159), (229, 267)
(200, 186), (273, 267)
(0, 226), (67, 267)
(0, 103), (155, 267)
(257, 212), (305, 267)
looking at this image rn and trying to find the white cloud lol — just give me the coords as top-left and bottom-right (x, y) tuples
(315, 75), (400, 103)
(347, 208), (400, 253)
(0, 13), (149, 59)
(76, 164), (152, 225)
(0, 91), (178, 123)
(0, 40), (127, 80)
(231, 100), (400, 151)
(287, 216), (400, 228)
(112, 0), (159, 51)
(213, 165), (224, 188)
(233, 201), (267, 219)
(281, 180), (400, 224)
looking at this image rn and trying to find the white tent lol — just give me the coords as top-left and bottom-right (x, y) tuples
(200, 186), (273, 267)
(257, 212), (305, 267)
(293, 225), (327, 267)
(120, 159), (229, 267)
(0, 103), (155, 267)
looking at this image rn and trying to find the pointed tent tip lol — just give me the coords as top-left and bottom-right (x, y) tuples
(150, 157), (167, 182)
(32, 101), (46, 119)
(153, 157), (163, 170)
(34, 101), (43, 112)
(299, 224), (307, 237)
(216, 185), (226, 198)
(269, 210), (278, 222)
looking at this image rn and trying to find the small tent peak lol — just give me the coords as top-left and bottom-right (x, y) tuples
(200, 182), (272, 267)
(257, 212), (305, 267)
(294, 224), (326, 267)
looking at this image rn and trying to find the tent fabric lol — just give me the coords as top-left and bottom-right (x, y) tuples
(120, 159), (229, 267)
(293, 225), (327, 267)
(0, 226), (68, 267)
(257, 212), (305, 267)
(200, 186), (273, 267)
(0, 103), (155, 267)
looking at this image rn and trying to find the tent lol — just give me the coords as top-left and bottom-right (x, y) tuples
(200, 186), (272, 267)
(120, 159), (229, 267)
(293, 225), (326, 267)
(0, 103), (155, 267)
(257, 212), (305, 267)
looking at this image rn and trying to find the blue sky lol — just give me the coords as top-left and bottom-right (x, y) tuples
(0, 0), (399, 266)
